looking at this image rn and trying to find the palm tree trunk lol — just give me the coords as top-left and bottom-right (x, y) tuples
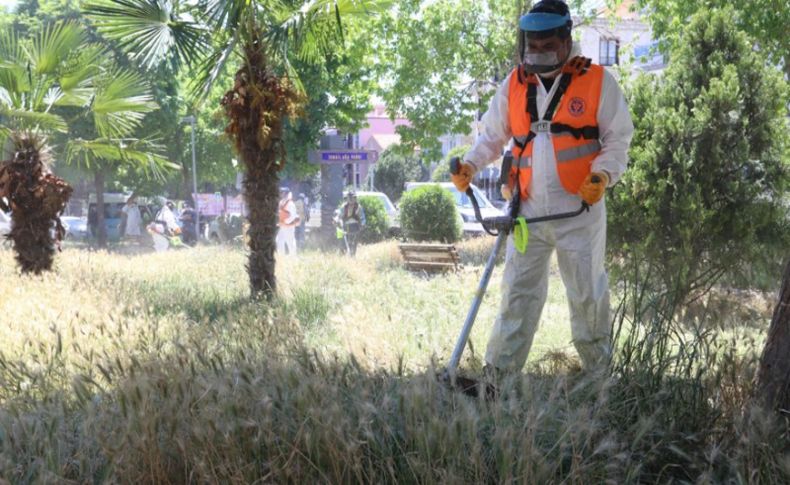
(756, 259), (790, 412)
(244, 167), (279, 297)
(222, 44), (300, 299)
(10, 194), (57, 274)
(0, 134), (72, 273)
(94, 168), (107, 248)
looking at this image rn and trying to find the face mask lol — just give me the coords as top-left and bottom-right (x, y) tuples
(538, 67), (562, 79)
(522, 51), (565, 74)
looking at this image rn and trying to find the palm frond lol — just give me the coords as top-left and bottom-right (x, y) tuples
(43, 86), (64, 109)
(0, 29), (25, 67)
(0, 31), (30, 104)
(84, 0), (208, 70)
(91, 68), (158, 139)
(59, 44), (104, 92)
(187, 34), (239, 103)
(25, 21), (86, 76)
(0, 106), (68, 133)
(266, 0), (392, 64)
(199, 0), (255, 31)
(65, 137), (178, 180)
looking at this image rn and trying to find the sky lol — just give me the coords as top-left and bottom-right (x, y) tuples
(0, 0), (18, 11)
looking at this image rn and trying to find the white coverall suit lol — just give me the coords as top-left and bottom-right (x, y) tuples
(277, 196), (299, 256)
(464, 58), (634, 371)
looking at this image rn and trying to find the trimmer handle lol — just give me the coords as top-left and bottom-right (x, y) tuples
(449, 156), (474, 198)
(449, 156), (461, 175)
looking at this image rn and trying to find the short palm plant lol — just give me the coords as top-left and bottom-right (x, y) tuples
(85, 0), (391, 299)
(0, 21), (169, 268)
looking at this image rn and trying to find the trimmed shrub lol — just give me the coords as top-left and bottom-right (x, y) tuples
(357, 195), (389, 244)
(399, 185), (461, 243)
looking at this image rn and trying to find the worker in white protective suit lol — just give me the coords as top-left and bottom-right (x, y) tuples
(276, 187), (300, 256)
(451, 0), (634, 374)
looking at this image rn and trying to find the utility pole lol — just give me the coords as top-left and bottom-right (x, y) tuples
(181, 116), (199, 239)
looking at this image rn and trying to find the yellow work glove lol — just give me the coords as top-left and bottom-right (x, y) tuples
(578, 171), (609, 205)
(450, 160), (476, 192)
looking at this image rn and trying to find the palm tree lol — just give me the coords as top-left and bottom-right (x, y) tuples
(84, 0), (390, 299)
(0, 21), (172, 269)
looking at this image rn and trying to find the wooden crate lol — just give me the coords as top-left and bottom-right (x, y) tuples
(398, 243), (461, 272)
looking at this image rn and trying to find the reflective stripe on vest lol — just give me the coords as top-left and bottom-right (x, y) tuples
(516, 155), (531, 168)
(556, 140), (602, 163)
(507, 64), (605, 199)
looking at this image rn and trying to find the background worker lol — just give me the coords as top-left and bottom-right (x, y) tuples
(277, 187), (300, 256)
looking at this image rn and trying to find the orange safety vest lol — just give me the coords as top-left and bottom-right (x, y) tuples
(278, 199), (300, 228)
(507, 58), (604, 200)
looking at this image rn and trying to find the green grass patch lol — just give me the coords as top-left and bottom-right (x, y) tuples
(0, 244), (785, 483)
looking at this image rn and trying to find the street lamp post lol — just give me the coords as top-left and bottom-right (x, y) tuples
(181, 115), (199, 240)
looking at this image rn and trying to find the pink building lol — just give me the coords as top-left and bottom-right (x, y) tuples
(358, 104), (410, 152)
(352, 104), (410, 187)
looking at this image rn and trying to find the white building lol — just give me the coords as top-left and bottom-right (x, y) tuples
(576, 0), (665, 74)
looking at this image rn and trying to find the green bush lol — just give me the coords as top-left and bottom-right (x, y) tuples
(399, 185), (461, 243)
(357, 195), (389, 244)
(432, 144), (470, 182)
(371, 147), (422, 202)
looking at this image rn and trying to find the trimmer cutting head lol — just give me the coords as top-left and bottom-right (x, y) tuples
(438, 369), (498, 400)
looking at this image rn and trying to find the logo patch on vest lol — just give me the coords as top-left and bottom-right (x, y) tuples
(568, 97), (586, 117)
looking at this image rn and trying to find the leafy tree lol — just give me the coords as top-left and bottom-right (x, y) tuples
(399, 185), (461, 243)
(608, 7), (789, 305)
(371, 146), (422, 203)
(373, 0), (516, 160)
(281, 30), (377, 184)
(84, 0), (390, 299)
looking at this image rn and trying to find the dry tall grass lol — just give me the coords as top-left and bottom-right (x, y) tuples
(0, 244), (786, 483)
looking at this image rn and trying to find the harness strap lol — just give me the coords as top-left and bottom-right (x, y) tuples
(550, 123), (600, 140)
(526, 81), (539, 121)
(543, 73), (573, 121)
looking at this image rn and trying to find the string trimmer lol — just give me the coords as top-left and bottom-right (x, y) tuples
(439, 155), (593, 399)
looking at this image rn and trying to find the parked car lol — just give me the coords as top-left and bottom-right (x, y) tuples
(308, 191), (401, 233)
(60, 216), (89, 241)
(403, 182), (504, 236)
(88, 193), (130, 241)
(347, 190), (400, 232)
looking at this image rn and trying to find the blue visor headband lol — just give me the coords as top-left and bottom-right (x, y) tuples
(519, 12), (571, 32)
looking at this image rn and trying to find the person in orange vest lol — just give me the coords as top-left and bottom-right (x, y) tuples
(276, 187), (300, 256)
(452, 0), (634, 376)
